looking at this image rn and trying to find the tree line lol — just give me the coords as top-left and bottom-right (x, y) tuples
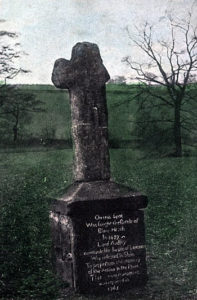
(0, 27), (43, 143)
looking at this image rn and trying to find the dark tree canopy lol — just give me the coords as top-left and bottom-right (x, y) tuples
(0, 86), (44, 142)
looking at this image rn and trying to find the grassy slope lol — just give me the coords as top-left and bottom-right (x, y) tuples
(0, 149), (196, 299)
(18, 85), (71, 140)
(18, 84), (136, 142)
(15, 84), (197, 155)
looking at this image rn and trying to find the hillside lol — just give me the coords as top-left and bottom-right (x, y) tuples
(12, 84), (138, 143)
(0, 83), (196, 156)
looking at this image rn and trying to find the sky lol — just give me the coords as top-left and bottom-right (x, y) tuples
(0, 0), (196, 84)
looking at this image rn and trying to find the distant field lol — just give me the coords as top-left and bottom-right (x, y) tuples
(6, 83), (194, 157)
(19, 85), (72, 141)
(15, 84), (137, 142)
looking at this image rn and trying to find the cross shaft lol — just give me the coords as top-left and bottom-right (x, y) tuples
(52, 42), (110, 181)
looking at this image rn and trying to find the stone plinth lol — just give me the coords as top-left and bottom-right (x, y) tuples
(50, 181), (148, 294)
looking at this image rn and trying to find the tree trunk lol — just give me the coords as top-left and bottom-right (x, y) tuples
(13, 109), (19, 143)
(13, 125), (18, 142)
(174, 100), (182, 157)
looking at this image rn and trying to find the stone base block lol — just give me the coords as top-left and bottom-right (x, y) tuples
(49, 180), (148, 295)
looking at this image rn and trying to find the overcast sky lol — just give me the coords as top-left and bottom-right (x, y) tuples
(0, 0), (196, 84)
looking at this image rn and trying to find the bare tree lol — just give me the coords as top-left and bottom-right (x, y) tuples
(0, 29), (30, 86)
(123, 12), (197, 157)
(0, 26), (41, 143)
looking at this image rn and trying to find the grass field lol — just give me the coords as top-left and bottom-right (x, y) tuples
(0, 148), (196, 299)
(0, 83), (196, 299)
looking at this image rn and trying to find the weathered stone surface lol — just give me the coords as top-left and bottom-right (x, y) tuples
(50, 181), (148, 294)
(52, 42), (110, 181)
(73, 210), (147, 294)
(51, 181), (148, 216)
(50, 212), (73, 285)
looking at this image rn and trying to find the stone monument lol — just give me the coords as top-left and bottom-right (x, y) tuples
(50, 42), (148, 295)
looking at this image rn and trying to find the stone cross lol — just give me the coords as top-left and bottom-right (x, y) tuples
(52, 42), (110, 182)
(50, 42), (148, 295)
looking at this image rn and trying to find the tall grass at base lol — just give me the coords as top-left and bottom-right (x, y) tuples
(0, 150), (73, 299)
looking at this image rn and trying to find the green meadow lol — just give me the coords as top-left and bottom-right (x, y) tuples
(1, 83), (196, 155)
(0, 84), (196, 299)
(1, 84), (137, 144)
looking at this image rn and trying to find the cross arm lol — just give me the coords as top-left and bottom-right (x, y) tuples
(52, 58), (74, 89)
